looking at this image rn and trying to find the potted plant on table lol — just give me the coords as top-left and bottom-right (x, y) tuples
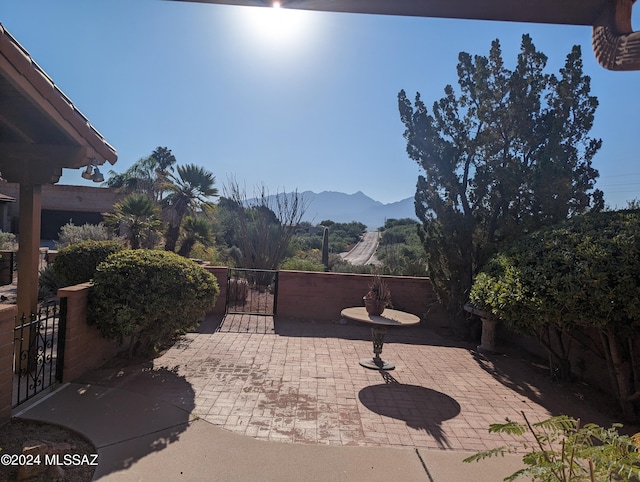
(363, 275), (392, 316)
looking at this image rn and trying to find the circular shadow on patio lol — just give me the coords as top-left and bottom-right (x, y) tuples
(358, 383), (460, 448)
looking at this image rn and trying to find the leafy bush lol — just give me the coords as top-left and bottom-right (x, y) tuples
(53, 240), (125, 286)
(281, 256), (326, 272)
(0, 231), (16, 251)
(470, 210), (640, 420)
(88, 249), (219, 356)
(465, 412), (640, 481)
(55, 222), (114, 248)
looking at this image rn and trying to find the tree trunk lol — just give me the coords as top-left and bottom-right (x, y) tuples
(601, 329), (636, 422)
(165, 224), (180, 252)
(177, 239), (195, 257)
(536, 325), (572, 381)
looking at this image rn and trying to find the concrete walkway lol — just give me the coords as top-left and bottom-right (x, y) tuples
(16, 314), (619, 481)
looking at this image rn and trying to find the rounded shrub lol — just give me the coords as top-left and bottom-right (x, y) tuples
(88, 249), (219, 356)
(53, 240), (125, 286)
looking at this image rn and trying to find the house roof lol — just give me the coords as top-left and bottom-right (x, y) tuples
(172, 0), (640, 71)
(0, 23), (117, 184)
(172, 0), (612, 26)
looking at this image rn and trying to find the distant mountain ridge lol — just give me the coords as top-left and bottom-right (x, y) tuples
(299, 191), (417, 229)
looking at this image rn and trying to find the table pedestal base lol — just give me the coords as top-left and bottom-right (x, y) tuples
(360, 326), (395, 370)
(359, 358), (395, 370)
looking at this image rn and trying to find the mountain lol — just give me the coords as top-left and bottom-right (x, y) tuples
(300, 191), (417, 229)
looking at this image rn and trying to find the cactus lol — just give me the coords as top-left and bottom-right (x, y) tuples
(229, 278), (249, 303)
(321, 227), (329, 270)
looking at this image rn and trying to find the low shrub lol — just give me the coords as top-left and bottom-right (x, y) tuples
(53, 240), (125, 286)
(88, 249), (219, 356)
(0, 231), (16, 251)
(38, 265), (66, 301)
(281, 257), (326, 272)
(55, 222), (114, 248)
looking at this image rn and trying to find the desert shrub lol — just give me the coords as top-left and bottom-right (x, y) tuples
(281, 257), (326, 272)
(53, 240), (125, 286)
(228, 278), (249, 302)
(188, 244), (221, 265)
(0, 231), (16, 250)
(38, 265), (66, 301)
(55, 222), (114, 248)
(331, 260), (376, 274)
(88, 249), (219, 356)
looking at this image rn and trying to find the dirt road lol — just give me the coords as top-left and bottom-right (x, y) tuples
(340, 231), (380, 265)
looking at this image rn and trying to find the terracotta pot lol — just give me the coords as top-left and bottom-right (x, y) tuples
(363, 297), (386, 316)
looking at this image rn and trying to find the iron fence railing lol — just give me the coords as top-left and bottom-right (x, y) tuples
(12, 299), (66, 407)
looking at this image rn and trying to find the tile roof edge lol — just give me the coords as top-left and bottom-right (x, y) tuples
(0, 22), (117, 165)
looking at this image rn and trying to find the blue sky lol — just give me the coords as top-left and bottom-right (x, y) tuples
(3, 0), (640, 206)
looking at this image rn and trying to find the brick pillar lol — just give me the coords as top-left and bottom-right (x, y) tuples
(204, 266), (228, 314)
(0, 304), (18, 423)
(57, 283), (118, 383)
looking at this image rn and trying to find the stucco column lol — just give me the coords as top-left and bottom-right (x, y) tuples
(477, 317), (498, 353)
(17, 183), (42, 320)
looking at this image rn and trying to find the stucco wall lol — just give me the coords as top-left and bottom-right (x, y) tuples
(276, 270), (438, 321)
(204, 266), (228, 315)
(57, 283), (119, 383)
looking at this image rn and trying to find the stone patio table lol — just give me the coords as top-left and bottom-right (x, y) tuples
(340, 307), (420, 370)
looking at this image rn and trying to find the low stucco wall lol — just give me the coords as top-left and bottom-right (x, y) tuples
(276, 270), (438, 321)
(204, 266), (227, 314)
(57, 283), (119, 383)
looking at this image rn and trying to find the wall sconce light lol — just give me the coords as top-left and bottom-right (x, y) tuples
(81, 164), (94, 180)
(92, 166), (104, 183)
(81, 160), (105, 183)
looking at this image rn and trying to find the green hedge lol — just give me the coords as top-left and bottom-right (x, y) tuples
(470, 210), (640, 333)
(88, 249), (219, 356)
(470, 210), (640, 420)
(53, 240), (125, 286)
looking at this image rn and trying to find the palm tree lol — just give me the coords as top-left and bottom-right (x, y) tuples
(163, 164), (218, 252)
(104, 146), (177, 203)
(103, 193), (163, 249)
(177, 215), (215, 257)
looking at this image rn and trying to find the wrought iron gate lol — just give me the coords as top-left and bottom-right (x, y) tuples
(13, 299), (66, 407)
(226, 268), (278, 315)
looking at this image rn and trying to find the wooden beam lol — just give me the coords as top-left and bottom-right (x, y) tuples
(0, 110), (37, 144)
(0, 145), (77, 184)
(0, 143), (87, 165)
(172, 0), (610, 26)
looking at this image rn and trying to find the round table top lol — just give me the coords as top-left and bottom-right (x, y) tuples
(340, 307), (420, 327)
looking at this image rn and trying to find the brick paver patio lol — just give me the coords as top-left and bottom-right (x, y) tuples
(133, 313), (618, 453)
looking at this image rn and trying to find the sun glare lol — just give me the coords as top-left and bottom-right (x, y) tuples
(239, 5), (317, 49)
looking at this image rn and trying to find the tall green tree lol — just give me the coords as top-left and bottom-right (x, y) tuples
(104, 146), (177, 203)
(163, 164), (218, 252)
(399, 35), (603, 320)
